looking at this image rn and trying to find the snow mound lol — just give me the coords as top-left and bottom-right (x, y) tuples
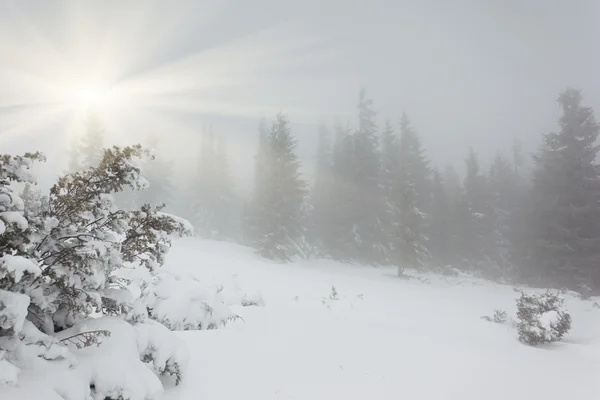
(56, 317), (164, 400)
(135, 319), (189, 385)
(148, 272), (237, 330)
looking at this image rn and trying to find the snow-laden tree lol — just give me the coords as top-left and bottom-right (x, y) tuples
(325, 122), (358, 261)
(352, 89), (388, 263)
(428, 169), (452, 266)
(530, 89), (600, 290)
(250, 113), (308, 260)
(0, 146), (197, 395)
(396, 115), (429, 270)
(309, 124), (335, 255)
(398, 113), (431, 214)
(487, 153), (517, 281)
(459, 148), (491, 270)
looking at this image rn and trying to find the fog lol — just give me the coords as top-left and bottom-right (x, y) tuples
(3, 3), (600, 397)
(1, 0), (599, 190)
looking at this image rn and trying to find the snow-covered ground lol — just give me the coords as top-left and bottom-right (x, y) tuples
(162, 238), (600, 400)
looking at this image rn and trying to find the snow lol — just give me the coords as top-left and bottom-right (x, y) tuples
(539, 310), (560, 330)
(3, 238), (600, 399)
(148, 272), (236, 331)
(0, 358), (20, 386)
(160, 238), (600, 400)
(0, 254), (41, 283)
(0, 211), (28, 230)
(54, 317), (164, 400)
(0, 290), (30, 333)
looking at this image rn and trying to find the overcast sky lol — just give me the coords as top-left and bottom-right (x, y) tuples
(0, 0), (598, 191)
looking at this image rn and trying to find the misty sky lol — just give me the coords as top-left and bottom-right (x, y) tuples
(0, 0), (598, 191)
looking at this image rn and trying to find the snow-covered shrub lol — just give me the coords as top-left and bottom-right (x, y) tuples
(0, 147), (194, 395)
(481, 309), (507, 323)
(241, 292), (265, 307)
(516, 291), (571, 345)
(56, 317), (164, 400)
(134, 319), (189, 385)
(147, 272), (238, 330)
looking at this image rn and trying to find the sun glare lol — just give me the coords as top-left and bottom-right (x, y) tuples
(75, 87), (102, 106)
(64, 82), (121, 112)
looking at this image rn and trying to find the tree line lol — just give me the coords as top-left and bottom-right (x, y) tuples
(69, 88), (600, 293)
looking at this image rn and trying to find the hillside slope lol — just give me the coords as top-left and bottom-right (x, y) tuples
(162, 238), (600, 400)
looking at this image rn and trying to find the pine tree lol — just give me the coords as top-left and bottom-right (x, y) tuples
(429, 168), (452, 266)
(396, 114), (430, 269)
(531, 89), (600, 290)
(487, 153), (517, 280)
(251, 113), (308, 260)
(352, 89), (388, 263)
(396, 167), (428, 274)
(398, 113), (431, 212)
(459, 148), (491, 270)
(310, 124), (334, 254)
(326, 121), (358, 260)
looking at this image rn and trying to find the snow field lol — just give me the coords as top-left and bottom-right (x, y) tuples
(162, 238), (600, 400)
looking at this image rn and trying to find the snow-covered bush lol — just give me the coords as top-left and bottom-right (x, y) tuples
(0, 147), (194, 397)
(56, 317), (165, 400)
(516, 291), (571, 345)
(134, 319), (189, 385)
(481, 309), (508, 324)
(147, 272), (238, 330)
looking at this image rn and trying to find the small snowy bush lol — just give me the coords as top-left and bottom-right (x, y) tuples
(516, 291), (571, 345)
(147, 272), (238, 330)
(481, 309), (508, 324)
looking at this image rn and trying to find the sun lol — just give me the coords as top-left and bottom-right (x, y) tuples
(67, 83), (113, 111)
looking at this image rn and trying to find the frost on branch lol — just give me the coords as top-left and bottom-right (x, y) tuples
(516, 290), (571, 345)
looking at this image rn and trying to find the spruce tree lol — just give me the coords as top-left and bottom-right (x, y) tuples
(458, 148), (491, 270)
(429, 168), (452, 266)
(396, 114), (429, 269)
(398, 113), (431, 212)
(327, 121), (358, 260)
(252, 113), (307, 260)
(310, 124), (334, 255)
(531, 89), (600, 290)
(396, 167), (428, 274)
(352, 89), (388, 263)
(487, 153), (517, 280)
